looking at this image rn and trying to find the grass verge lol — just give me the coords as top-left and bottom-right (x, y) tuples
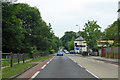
(2, 54), (53, 78)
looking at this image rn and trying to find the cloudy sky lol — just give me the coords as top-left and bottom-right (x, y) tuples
(17, 0), (118, 38)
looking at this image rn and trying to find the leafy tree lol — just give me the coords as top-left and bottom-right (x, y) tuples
(68, 36), (75, 51)
(103, 20), (119, 43)
(61, 31), (77, 50)
(2, 2), (62, 54)
(2, 2), (25, 53)
(82, 20), (101, 51)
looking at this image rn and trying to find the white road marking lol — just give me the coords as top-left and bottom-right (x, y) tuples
(70, 57), (99, 78)
(29, 71), (40, 80)
(78, 64), (83, 68)
(47, 61), (50, 64)
(85, 69), (99, 79)
(41, 64), (46, 69)
(30, 56), (55, 79)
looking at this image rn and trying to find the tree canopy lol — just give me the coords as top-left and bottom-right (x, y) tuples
(2, 2), (61, 53)
(68, 36), (75, 51)
(61, 31), (77, 50)
(81, 20), (102, 51)
(103, 20), (119, 42)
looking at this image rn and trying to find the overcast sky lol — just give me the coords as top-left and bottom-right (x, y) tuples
(17, 0), (119, 38)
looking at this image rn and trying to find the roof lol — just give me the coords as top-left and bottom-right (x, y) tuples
(74, 36), (84, 41)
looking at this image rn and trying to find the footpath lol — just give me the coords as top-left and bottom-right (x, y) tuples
(75, 54), (119, 66)
(86, 56), (119, 66)
(70, 55), (118, 78)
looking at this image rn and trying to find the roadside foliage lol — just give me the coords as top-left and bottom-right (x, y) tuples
(2, 2), (62, 54)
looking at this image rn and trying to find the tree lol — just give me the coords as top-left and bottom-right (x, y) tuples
(82, 20), (101, 51)
(61, 31), (77, 50)
(2, 2), (62, 54)
(103, 20), (119, 43)
(2, 2), (25, 53)
(68, 36), (75, 51)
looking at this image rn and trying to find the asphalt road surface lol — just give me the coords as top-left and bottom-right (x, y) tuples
(33, 54), (98, 79)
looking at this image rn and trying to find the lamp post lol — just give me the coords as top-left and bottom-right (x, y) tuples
(76, 25), (82, 53)
(118, 1), (120, 44)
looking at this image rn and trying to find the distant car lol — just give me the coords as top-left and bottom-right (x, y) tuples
(64, 50), (69, 54)
(57, 51), (63, 56)
(70, 50), (76, 54)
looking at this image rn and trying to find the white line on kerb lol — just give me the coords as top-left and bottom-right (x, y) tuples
(29, 71), (40, 80)
(86, 69), (99, 78)
(41, 64), (46, 69)
(78, 64), (83, 68)
(47, 61), (50, 64)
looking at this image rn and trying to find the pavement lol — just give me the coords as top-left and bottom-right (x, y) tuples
(69, 55), (118, 78)
(86, 56), (119, 63)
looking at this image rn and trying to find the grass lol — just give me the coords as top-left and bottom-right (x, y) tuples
(2, 54), (53, 78)
(2, 59), (26, 67)
(28, 54), (53, 63)
(2, 62), (35, 78)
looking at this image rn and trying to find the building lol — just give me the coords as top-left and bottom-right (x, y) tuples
(74, 36), (87, 53)
(97, 40), (114, 47)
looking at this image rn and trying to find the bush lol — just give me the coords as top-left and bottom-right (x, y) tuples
(50, 49), (55, 54)
(112, 43), (120, 47)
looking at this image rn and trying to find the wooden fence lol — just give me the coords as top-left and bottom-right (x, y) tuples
(102, 47), (120, 59)
(2, 52), (49, 67)
(2, 53), (29, 67)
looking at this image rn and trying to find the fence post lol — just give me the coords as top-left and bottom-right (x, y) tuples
(10, 52), (12, 67)
(0, 51), (1, 70)
(18, 53), (19, 64)
(101, 47), (104, 57)
(23, 53), (24, 63)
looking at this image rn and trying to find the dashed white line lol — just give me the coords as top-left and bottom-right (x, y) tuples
(30, 56), (55, 79)
(29, 71), (40, 80)
(70, 58), (99, 79)
(47, 61), (50, 64)
(85, 69), (99, 79)
(41, 64), (46, 69)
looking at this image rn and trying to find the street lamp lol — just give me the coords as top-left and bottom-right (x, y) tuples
(76, 25), (82, 53)
(118, 1), (120, 44)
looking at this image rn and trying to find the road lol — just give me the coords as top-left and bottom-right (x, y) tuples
(33, 54), (98, 79)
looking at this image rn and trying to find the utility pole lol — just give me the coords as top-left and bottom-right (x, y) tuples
(76, 25), (82, 53)
(118, 1), (120, 45)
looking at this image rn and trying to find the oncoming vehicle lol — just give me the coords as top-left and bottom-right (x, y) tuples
(64, 50), (69, 54)
(70, 50), (76, 54)
(57, 51), (63, 56)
